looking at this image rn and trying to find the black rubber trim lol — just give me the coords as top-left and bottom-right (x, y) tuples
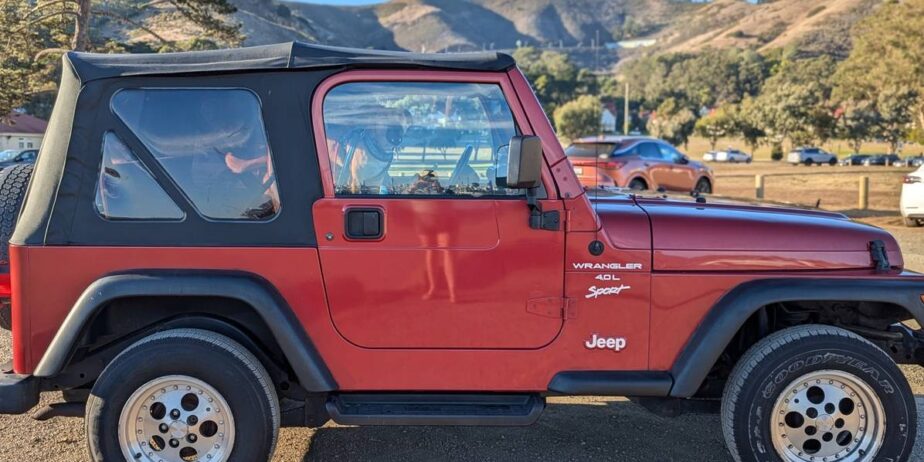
(0, 374), (38, 414)
(547, 371), (673, 396)
(33, 271), (337, 392)
(669, 277), (924, 397)
(326, 393), (544, 426)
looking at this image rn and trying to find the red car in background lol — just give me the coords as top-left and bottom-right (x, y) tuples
(565, 136), (714, 194)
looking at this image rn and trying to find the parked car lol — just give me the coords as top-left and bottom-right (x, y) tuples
(710, 148), (752, 163)
(787, 147), (837, 165)
(839, 154), (870, 166)
(0, 148), (38, 168)
(899, 155), (924, 168)
(565, 136), (714, 194)
(901, 165), (924, 227)
(863, 154), (902, 166)
(0, 42), (921, 462)
(702, 151), (716, 162)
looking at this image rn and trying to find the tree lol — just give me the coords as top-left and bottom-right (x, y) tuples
(0, 0), (243, 118)
(513, 47), (578, 117)
(834, 0), (924, 133)
(836, 103), (877, 153)
(553, 95), (602, 140)
(874, 86), (918, 154)
(750, 56), (837, 148)
(647, 97), (697, 148)
(694, 107), (735, 151)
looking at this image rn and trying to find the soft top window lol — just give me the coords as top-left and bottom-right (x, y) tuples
(111, 88), (280, 220)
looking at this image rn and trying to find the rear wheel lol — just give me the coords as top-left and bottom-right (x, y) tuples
(86, 328), (280, 462)
(804, 159), (814, 166)
(828, 158), (837, 166)
(627, 178), (648, 191)
(903, 217), (922, 227)
(721, 325), (915, 462)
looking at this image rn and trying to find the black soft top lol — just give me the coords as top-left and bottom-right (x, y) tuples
(66, 42), (516, 83)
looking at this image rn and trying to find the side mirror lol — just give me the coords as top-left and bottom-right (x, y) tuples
(498, 135), (543, 189)
(677, 155), (689, 165)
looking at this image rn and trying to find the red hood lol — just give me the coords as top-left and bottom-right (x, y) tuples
(589, 194), (903, 272)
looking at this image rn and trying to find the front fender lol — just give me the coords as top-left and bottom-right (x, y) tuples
(669, 276), (924, 397)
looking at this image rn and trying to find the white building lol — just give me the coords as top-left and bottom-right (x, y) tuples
(0, 112), (47, 152)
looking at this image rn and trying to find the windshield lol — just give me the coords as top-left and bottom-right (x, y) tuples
(0, 150), (18, 162)
(565, 142), (630, 158)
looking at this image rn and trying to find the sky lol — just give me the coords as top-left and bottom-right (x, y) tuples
(293, 0), (387, 4)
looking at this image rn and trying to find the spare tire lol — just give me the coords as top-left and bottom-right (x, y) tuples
(0, 163), (33, 331)
(0, 163), (33, 265)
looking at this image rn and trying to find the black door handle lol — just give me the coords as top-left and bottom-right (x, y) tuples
(345, 208), (383, 239)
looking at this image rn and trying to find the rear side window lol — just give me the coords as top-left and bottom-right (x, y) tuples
(111, 89), (280, 220)
(95, 132), (184, 220)
(565, 143), (626, 158)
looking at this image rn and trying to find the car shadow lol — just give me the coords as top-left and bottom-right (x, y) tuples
(301, 398), (731, 462)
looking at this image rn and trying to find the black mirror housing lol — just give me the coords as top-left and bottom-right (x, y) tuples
(504, 135), (543, 189)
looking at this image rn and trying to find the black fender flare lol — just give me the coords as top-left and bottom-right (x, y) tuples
(33, 271), (337, 392)
(669, 277), (924, 397)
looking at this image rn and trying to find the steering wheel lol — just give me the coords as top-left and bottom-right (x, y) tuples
(447, 145), (475, 187)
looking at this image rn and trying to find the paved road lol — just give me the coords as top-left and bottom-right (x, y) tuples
(2, 335), (923, 461)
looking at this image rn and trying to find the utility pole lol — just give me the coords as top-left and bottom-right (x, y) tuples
(595, 29), (600, 71)
(623, 82), (630, 135)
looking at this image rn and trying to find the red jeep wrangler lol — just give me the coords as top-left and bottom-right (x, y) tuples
(0, 42), (920, 462)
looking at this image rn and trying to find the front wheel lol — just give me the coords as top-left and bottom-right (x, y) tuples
(86, 329), (280, 462)
(829, 158), (837, 166)
(694, 178), (712, 195)
(721, 325), (916, 462)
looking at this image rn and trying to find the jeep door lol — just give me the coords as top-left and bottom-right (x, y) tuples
(312, 73), (565, 349)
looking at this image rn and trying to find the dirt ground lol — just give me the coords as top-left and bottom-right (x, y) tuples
(2, 160), (924, 461)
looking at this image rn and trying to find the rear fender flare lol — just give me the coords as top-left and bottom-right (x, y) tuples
(669, 277), (924, 397)
(33, 271), (337, 392)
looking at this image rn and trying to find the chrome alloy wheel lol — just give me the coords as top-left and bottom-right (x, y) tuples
(771, 370), (885, 462)
(119, 375), (235, 462)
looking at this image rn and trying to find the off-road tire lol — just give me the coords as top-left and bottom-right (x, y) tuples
(0, 163), (33, 265)
(86, 328), (280, 462)
(721, 325), (915, 462)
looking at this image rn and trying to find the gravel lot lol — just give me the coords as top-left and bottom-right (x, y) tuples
(2, 164), (924, 461)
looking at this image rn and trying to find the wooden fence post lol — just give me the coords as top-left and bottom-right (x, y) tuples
(859, 176), (869, 210)
(755, 175), (764, 200)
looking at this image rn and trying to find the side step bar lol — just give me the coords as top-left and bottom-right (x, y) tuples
(327, 393), (545, 426)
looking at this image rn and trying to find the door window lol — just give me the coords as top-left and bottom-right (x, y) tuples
(639, 142), (662, 160)
(657, 143), (684, 163)
(322, 82), (520, 196)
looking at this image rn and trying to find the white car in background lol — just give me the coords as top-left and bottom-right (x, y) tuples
(703, 149), (752, 163)
(787, 147), (837, 166)
(901, 165), (924, 227)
